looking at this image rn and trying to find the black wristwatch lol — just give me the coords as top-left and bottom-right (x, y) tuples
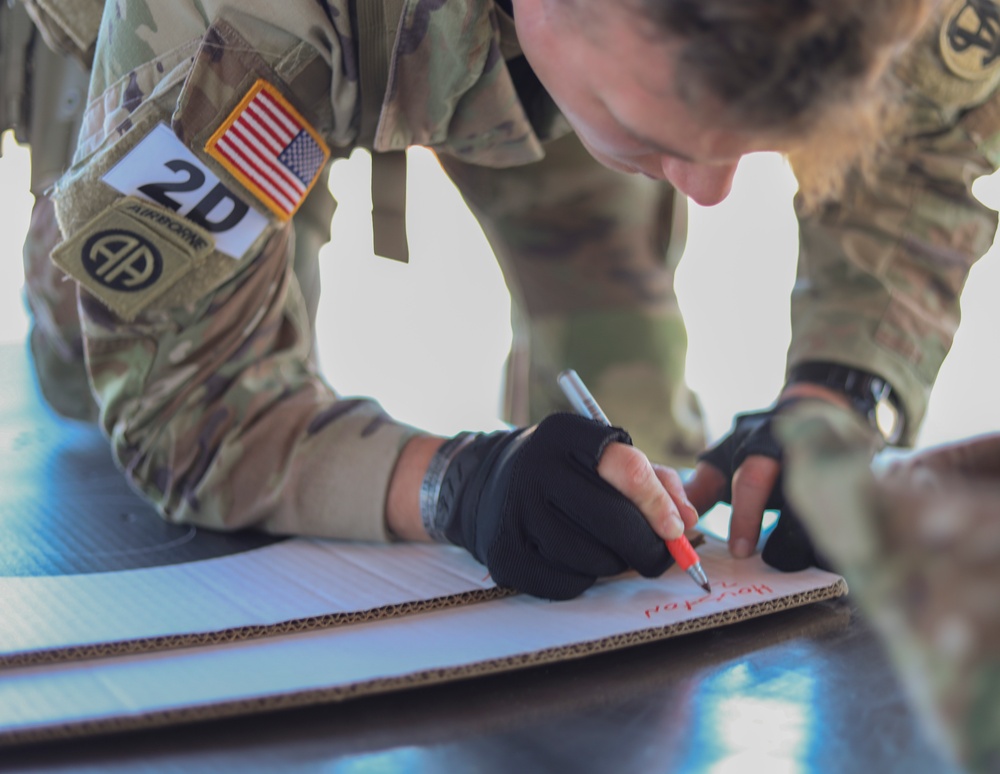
(786, 362), (905, 445)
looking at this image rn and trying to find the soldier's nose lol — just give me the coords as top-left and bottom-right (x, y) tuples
(661, 158), (738, 207)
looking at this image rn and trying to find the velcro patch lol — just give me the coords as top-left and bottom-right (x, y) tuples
(52, 197), (215, 322)
(940, 0), (1000, 81)
(204, 79), (330, 221)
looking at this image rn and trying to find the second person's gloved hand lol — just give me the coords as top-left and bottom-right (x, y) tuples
(697, 400), (796, 510)
(693, 398), (832, 572)
(423, 413), (676, 600)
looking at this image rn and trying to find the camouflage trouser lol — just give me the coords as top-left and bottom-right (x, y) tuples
(438, 132), (706, 467)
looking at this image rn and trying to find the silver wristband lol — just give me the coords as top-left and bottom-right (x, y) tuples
(419, 432), (476, 542)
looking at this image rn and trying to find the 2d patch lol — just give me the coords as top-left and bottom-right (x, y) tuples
(204, 79), (331, 221)
(103, 123), (269, 260)
(52, 197), (215, 321)
(940, 0), (1000, 80)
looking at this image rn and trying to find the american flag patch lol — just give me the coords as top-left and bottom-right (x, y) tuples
(205, 79), (330, 221)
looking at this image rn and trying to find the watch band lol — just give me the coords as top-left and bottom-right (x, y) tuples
(786, 362), (905, 445)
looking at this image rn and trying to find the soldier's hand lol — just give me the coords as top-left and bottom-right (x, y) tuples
(684, 398), (832, 571)
(427, 413), (698, 600)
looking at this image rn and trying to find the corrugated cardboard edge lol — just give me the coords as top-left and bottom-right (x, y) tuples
(0, 578), (847, 748)
(0, 586), (517, 669)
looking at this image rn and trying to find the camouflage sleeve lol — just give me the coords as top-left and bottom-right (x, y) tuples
(777, 404), (1000, 774)
(50, 1), (420, 541)
(788, 1), (1000, 444)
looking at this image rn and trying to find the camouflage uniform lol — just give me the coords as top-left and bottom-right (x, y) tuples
(18, 0), (706, 467)
(791, 0), (1000, 444)
(778, 404), (1000, 774)
(47, 0), (705, 541)
(46, 0), (1000, 533)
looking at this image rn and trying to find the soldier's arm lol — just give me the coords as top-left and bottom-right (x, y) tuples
(52, 2), (422, 541)
(785, 6), (1000, 444)
(49, 0), (695, 579)
(785, 131), (998, 444)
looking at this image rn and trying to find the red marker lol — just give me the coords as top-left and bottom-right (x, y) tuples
(557, 369), (712, 594)
(666, 536), (711, 594)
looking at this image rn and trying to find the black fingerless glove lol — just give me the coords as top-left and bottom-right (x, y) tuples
(697, 399), (801, 509)
(698, 399), (831, 573)
(761, 507), (831, 573)
(421, 413), (673, 600)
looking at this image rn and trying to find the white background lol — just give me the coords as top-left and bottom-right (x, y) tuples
(2, 134), (998, 448)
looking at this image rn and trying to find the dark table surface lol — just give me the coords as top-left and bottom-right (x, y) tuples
(0, 343), (958, 773)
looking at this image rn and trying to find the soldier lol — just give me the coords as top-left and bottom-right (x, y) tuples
(778, 404), (1000, 773)
(44, 0), (953, 604)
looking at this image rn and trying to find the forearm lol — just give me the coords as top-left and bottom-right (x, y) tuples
(790, 131), (997, 443)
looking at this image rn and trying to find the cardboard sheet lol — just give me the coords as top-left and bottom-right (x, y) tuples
(0, 539), (846, 746)
(0, 344), (847, 746)
(0, 539), (504, 666)
(0, 338), (507, 666)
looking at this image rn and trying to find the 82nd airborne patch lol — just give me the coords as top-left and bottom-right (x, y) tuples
(940, 0), (1000, 80)
(52, 197), (215, 321)
(80, 230), (164, 293)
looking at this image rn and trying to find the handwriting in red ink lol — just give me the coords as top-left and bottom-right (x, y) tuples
(643, 580), (774, 619)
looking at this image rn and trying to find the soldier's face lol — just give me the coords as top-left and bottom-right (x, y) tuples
(514, 0), (784, 206)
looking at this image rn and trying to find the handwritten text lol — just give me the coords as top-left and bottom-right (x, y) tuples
(643, 580), (774, 619)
